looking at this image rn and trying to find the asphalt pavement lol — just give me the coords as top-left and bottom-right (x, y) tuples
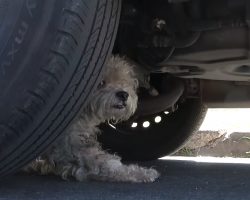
(1, 159), (250, 200)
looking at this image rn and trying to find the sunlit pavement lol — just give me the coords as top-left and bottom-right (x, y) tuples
(1, 158), (250, 200)
(161, 156), (250, 164)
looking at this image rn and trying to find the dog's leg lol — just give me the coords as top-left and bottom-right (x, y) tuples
(23, 159), (55, 175)
(53, 162), (87, 181)
(24, 159), (87, 181)
(80, 146), (159, 183)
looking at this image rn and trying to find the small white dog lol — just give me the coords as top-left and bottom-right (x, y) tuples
(25, 56), (159, 183)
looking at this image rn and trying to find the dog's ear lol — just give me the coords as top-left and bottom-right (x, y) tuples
(133, 79), (139, 90)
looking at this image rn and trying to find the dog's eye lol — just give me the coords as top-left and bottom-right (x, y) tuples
(98, 80), (106, 88)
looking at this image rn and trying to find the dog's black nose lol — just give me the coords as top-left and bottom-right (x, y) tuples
(116, 91), (129, 101)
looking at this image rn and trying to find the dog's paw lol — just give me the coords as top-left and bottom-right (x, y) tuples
(128, 166), (160, 183)
(74, 167), (87, 181)
(108, 164), (160, 183)
(142, 168), (160, 183)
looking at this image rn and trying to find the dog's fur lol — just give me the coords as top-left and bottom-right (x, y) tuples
(24, 56), (159, 183)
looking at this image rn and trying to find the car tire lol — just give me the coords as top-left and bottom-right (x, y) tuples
(0, 0), (121, 177)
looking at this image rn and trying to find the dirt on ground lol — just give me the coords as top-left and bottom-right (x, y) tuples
(175, 131), (250, 157)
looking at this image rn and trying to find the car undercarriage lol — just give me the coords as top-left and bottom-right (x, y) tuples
(115, 0), (250, 108)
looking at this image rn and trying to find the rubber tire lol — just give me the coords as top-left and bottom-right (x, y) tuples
(0, 0), (121, 177)
(99, 99), (207, 161)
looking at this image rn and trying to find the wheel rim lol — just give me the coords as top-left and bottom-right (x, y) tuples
(106, 109), (173, 134)
(99, 99), (206, 161)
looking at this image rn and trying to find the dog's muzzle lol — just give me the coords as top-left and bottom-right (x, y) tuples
(113, 91), (128, 109)
(116, 91), (129, 102)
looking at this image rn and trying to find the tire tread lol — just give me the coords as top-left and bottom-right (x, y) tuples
(0, 0), (121, 176)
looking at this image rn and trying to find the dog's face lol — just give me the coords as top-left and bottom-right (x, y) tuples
(88, 56), (138, 122)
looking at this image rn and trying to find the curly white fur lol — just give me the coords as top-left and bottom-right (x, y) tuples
(24, 56), (159, 183)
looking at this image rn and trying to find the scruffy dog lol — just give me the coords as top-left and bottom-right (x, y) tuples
(25, 56), (159, 183)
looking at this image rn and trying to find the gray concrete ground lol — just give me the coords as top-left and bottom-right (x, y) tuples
(1, 159), (250, 200)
